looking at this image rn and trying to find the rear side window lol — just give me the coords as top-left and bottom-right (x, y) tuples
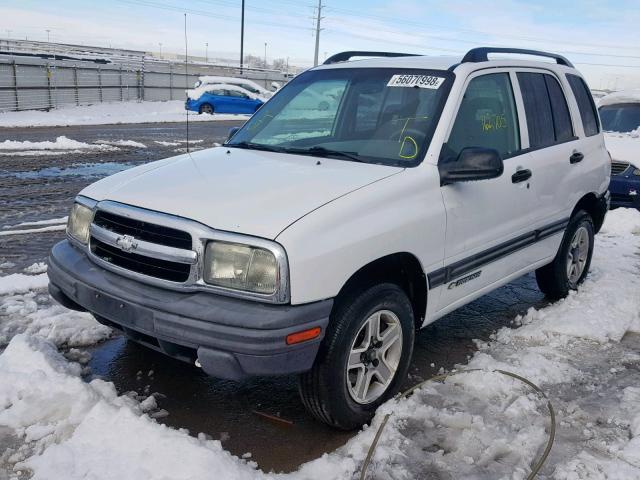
(567, 74), (600, 136)
(517, 72), (574, 148)
(445, 73), (520, 160)
(517, 73), (554, 148)
(544, 76), (574, 142)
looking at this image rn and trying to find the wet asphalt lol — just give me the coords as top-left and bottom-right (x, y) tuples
(0, 121), (550, 473)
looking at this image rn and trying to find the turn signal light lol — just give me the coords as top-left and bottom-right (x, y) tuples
(286, 327), (321, 345)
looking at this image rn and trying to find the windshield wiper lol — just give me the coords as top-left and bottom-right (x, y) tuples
(285, 146), (364, 163)
(228, 141), (284, 153)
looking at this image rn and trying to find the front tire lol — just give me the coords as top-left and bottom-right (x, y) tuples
(535, 210), (594, 300)
(299, 283), (415, 430)
(198, 103), (214, 115)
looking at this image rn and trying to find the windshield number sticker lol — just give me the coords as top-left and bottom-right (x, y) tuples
(387, 74), (445, 89)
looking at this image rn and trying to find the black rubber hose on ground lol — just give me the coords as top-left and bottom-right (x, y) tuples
(359, 368), (556, 480)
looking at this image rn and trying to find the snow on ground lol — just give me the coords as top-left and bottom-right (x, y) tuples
(0, 210), (639, 479)
(0, 136), (116, 152)
(2, 217), (67, 229)
(0, 101), (250, 128)
(0, 225), (66, 237)
(94, 139), (147, 148)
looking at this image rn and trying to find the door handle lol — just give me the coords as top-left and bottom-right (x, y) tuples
(511, 169), (532, 183)
(570, 152), (584, 164)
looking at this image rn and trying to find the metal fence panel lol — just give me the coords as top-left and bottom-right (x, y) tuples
(0, 53), (290, 112)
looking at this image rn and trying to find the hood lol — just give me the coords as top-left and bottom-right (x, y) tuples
(80, 147), (402, 239)
(604, 131), (639, 165)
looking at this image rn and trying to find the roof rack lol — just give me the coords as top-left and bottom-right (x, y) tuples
(323, 51), (420, 65)
(461, 47), (574, 68)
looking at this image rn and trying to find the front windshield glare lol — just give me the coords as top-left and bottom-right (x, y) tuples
(228, 68), (451, 166)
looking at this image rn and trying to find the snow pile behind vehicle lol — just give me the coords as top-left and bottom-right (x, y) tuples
(0, 209), (639, 479)
(598, 89), (640, 108)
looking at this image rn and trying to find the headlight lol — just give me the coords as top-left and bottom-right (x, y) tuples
(633, 168), (640, 176)
(203, 241), (278, 294)
(67, 203), (94, 244)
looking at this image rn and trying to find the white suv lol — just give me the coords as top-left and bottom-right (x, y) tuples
(49, 48), (610, 430)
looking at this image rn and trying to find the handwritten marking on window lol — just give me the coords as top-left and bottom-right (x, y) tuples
(399, 136), (418, 159)
(481, 113), (508, 132)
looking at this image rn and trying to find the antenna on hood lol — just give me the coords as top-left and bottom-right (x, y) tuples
(184, 13), (190, 154)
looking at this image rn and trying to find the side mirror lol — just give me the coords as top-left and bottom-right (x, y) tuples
(227, 127), (241, 142)
(439, 147), (504, 186)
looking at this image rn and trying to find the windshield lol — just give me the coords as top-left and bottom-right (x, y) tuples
(599, 103), (640, 133)
(227, 68), (453, 166)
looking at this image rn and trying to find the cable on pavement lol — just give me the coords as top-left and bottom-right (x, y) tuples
(359, 368), (556, 480)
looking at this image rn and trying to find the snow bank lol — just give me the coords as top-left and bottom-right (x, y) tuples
(94, 139), (147, 148)
(0, 280), (111, 349)
(0, 101), (249, 128)
(0, 224), (66, 236)
(2, 217), (68, 229)
(0, 273), (49, 296)
(0, 209), (639, 479)
(0, 136), (116, 152)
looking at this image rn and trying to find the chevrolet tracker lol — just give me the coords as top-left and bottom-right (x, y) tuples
(48, 48), (610, 430)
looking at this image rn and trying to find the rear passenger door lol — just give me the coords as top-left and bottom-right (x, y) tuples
(515, 71), (592, 234)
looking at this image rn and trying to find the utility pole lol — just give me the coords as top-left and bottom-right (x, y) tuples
(264, 42), (267, 69)
(159, 42), (163, 59)
(313, 0), (323, 66)
(45, 29), (50, 43)
(240, 0), (245, 74)
(205, 42), (208, 62)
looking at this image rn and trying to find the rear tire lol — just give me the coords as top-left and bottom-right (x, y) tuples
(299, 283), (415, 430)
(199, 103), (214, 115)
(535, 210), (594, 300)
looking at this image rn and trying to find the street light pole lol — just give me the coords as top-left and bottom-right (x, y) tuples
(240, 0), (245, 74)
(205, 42), (208, 62)
(159, 42), (163, 59)
(264, 42), (267, 69)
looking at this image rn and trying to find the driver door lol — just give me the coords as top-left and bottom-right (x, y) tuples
(435, 70), (537, 312)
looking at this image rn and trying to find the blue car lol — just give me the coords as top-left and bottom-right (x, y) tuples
(185, 88), (263, 115)
(599, 98), (640, 210)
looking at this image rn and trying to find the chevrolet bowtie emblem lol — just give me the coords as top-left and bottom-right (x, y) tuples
(115, 234), (138, 253)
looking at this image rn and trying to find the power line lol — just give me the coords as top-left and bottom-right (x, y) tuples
(325, 5), (640, 52)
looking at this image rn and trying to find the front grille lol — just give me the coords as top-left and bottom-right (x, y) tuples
(611, 161), (630, 176)
(91, 237), (191, 282)
(90, 209), (193, 283)
(94, 210), (192, 249)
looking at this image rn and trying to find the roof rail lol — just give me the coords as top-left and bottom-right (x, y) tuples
(461, 47), (574, 68)
(323, 51), (420, 65)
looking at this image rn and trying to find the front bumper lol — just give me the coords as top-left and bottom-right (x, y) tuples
(610, 175), (640, 210)
(48, 240), (332, 380)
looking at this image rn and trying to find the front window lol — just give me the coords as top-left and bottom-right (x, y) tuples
(227, 68), (453, 166)
(599, 103), (640, 133)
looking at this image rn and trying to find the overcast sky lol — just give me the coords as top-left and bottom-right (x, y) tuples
(3, 0), (640, 89)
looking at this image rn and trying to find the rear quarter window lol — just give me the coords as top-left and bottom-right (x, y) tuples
(566, 74), (600, 137)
